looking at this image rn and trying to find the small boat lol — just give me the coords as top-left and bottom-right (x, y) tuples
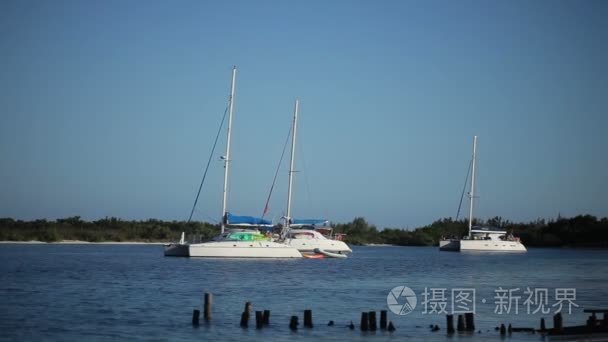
(279, 99), (352, 256)
(302, 253), (325, 259)
(314, 248), (348, 259)
(439, 136), (526, 252)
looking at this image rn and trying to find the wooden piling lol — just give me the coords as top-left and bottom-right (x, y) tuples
(244, 302), (252, 315)
(368, 311), (377, 331)
(349, 321), (355, 330)
(204, 293), (213, 321)
(457, 314), (465, 332)
(240, 311), (249, 328)
(540, 317), (546, 331)
(387, 321), (396, 332)
(465, 312), (475, 331)
(500, 323), (506, 335)
(255, 311), (263, 329)
(508, 323), (512, 335)
(553, 313), (563, 331)
(380, 310), (387, 330)
(263, 310), (270, 326)
(192, 309), (200, 326)
(304, 309), (313, 328)
(289, 315), (298, 331)
(360, 312), (369, 331)
(446, 314), (455, 334)
(240, 301), (252, 328)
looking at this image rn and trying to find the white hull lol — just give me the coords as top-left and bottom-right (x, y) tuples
(189, 240), (302, 258)
(460, 239), (527, 252)
(287, 238), (352, 254)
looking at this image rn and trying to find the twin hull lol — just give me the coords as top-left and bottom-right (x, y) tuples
(439, 239), (527, 252)
(188, 241), (302, 258)
(286, 239), (352, 254)
(460, 239), (527, 252)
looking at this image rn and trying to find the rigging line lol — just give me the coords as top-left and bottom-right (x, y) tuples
(296, 111), (313, 215)
(456, 157), (473, 220)
(261, 120), (293, 219)
(187, 105), (229, 222)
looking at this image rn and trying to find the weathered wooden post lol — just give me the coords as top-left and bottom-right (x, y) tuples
(263, 310), (270, 326)
(457, 314), (465, 331)
(446, 314), (455, 334)
(255, 311), (263, 329)
(588, 313), (597, 328)
(360, 312), (369, 331)
(500, 323), (506, 336)
(553, 313), (563, 331)
(240, 301), (252, 328)
(349, 321), (355, 330)
(380, 310), (388, 330)
(304, 309), (313, 328)
(387, 321), (396, 332)
(289, 315), (299, 331)
(464, 312), (475, 331)
(540, 317), (546, 331)
(192, 309), (200, 326)
(368, 311), (377, 331)
(204, 293), (213, 321)
(508, 323), (512, 335)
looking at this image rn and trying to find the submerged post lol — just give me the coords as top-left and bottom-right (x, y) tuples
(192, 309), (200, 326)
(465, 312), (475, 331)
(553, 313), (563, 331)
(368, 311), (377, 331)
(540, 317), (546, 331)
(289, 316), (298, 330)
(240, 301), (252, 328)
(446, 314), (455, 334)
(204, 293), (213, 321)
(360, 312), (369, 331)
(387, 321), (396, 332)
(255, 311), (263, 329)
(304, 309), (313, 328)
(263, 310), (270, 326)
(457, 314), (465, 331)
(380, 310), (388, 330)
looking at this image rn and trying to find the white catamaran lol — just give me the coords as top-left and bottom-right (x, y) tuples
(165, 67), (302, 258)
(439, 136), (527, 252)
(280, 99), (352, 257)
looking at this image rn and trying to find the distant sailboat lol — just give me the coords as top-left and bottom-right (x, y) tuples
(439, 136), (527, 252)
(280, 99), (352, 256)
(165, 67), (301, 258)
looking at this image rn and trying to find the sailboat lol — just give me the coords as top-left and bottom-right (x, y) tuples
(280, 99), (352, 257)
(439, 136), (527, 252)
(165, 67), (302, 258)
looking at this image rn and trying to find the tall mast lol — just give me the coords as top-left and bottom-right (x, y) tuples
(221, 66), (237, 234)
(285, 98), (299, 228)
(468, 135), (477, 237)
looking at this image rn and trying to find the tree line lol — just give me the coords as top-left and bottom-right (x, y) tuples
(0, 214), (607, 247)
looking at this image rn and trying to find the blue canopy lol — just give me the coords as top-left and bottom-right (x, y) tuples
(226, 212), (272, 226)
(292, 218), (329, 226)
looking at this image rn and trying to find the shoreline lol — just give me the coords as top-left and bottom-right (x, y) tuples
(0, 240), (165, 245)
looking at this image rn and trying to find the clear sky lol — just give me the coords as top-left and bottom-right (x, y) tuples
(1, 0), (607, 228)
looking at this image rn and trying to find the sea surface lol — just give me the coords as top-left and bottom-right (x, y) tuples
(1, 244), (607, 341)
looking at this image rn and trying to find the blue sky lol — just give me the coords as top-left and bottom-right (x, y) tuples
(1, 0), (606, 228)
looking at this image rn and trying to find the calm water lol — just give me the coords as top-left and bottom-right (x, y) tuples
(1, 245), (607, 341)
